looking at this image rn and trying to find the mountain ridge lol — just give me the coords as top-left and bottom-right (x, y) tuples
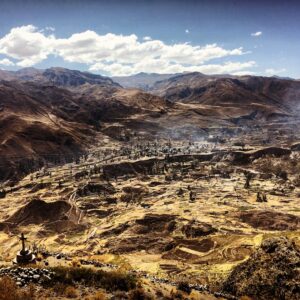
(0, 67), (121, 89)
(1, 67), (300, 181)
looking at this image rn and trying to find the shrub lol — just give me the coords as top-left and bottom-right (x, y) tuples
(90, 291), (107, 300)
(53, 283), (78, 298)
(48, 266), (137, 292)
(177, 281), (191, 294)
(170, 290), (184, 299)
(113, 290), (129, 299)
(0, 276), (35, 300)
(52, 283), (69, 296)
(128, 288), (153, 300)
(293, 175), (300, 187)
(71, 259), (81, 268)
(276, 170), (288, 180)
(64, 286), (78, 298)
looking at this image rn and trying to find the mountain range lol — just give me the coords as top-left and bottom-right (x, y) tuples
(1, 67), (300, 180)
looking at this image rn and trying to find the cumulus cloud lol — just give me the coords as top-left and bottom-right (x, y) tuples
(265, 68), (286, 75)
(0, 25), (255, 76)
(232, 70), (256, 76)
(251, 31), (262, 37)
(90, 60), (256, 76)
(0, 58), (14, 66)
(0, 25), (55, 67)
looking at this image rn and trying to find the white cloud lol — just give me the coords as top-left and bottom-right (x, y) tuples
(232, 70), (256, 76)
(185, 29), (189, 34)
(0, 58), (14, 66)
(45, 26), (55, 32)
(90, 60), (256, 77)
(265, 68), (286, 75)
(0, 25), (255, 76)
(0, 25), (55, 67)
(251, 31), (262, 37)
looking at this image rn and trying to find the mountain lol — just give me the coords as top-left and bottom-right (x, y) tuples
(14, 67), (44, 80)
(0, 67), (121, 89)
(1, 68), (300, 181)
(0, 69), (16, 81)
(0, 78), (169, 181)
(0, 80), (93, 180)
(149, 72), (300, 112)
(112, 72), (178, 90)
(41, 67), (120, 88)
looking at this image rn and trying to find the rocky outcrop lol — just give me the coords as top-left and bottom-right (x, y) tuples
(222, 237), (300, 300)
(0, 267), (54, 286)
(133, 214), (177, 235)
(181, 220), (217, 238)
(77, 182), (115, 196)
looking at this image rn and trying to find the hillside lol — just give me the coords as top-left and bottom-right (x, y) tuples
(0, 79), (169, 181)
(0, 67), (121, 89)
(0, 68), (300, 300)
(150, 72), (300, 112)
(1, 68), (300, 182)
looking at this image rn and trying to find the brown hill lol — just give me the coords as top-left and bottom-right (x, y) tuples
(150, 72), (300, 114)
(0, 80), (95, 180)
(1, 198), (85, 233)
(1, 68), (300, 181)
(0, 79), (169, 180)
(41, 67), (121, 88)
(6, 199), (72, 226)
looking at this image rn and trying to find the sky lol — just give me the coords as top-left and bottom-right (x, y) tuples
(0, 0), (299, 78)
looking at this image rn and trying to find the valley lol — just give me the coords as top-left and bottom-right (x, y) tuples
(0, 68), (300, 299)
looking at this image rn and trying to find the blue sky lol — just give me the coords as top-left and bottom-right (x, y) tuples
(0, 0), (299, 77)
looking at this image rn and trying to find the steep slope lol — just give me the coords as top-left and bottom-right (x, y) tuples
(41, 67), (121, 88)
(1, 68), (300, 181)
(0, 80), (170, 181)
(0, 80), (95, 180)
(150, 72), (300, 114)
(222, 237), (300, 299)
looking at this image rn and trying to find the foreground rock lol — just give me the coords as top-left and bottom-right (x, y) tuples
(0, 267), (53, 286)
(222, 237), (300, 299)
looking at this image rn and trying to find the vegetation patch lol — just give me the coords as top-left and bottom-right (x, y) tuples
(46, 266), (137, 292)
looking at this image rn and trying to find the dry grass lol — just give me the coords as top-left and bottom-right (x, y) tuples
(0, 277), (35, 300)
(64, 286), (79, 298)
(87, 291), (107, 300)
(128, 287), (153, 300)
(53, 283), (78, 298)
(47, 266), (137, 292)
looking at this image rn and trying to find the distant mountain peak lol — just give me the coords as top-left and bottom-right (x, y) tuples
(112, 72), (179, 90)
(0, 67), (121, 88)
